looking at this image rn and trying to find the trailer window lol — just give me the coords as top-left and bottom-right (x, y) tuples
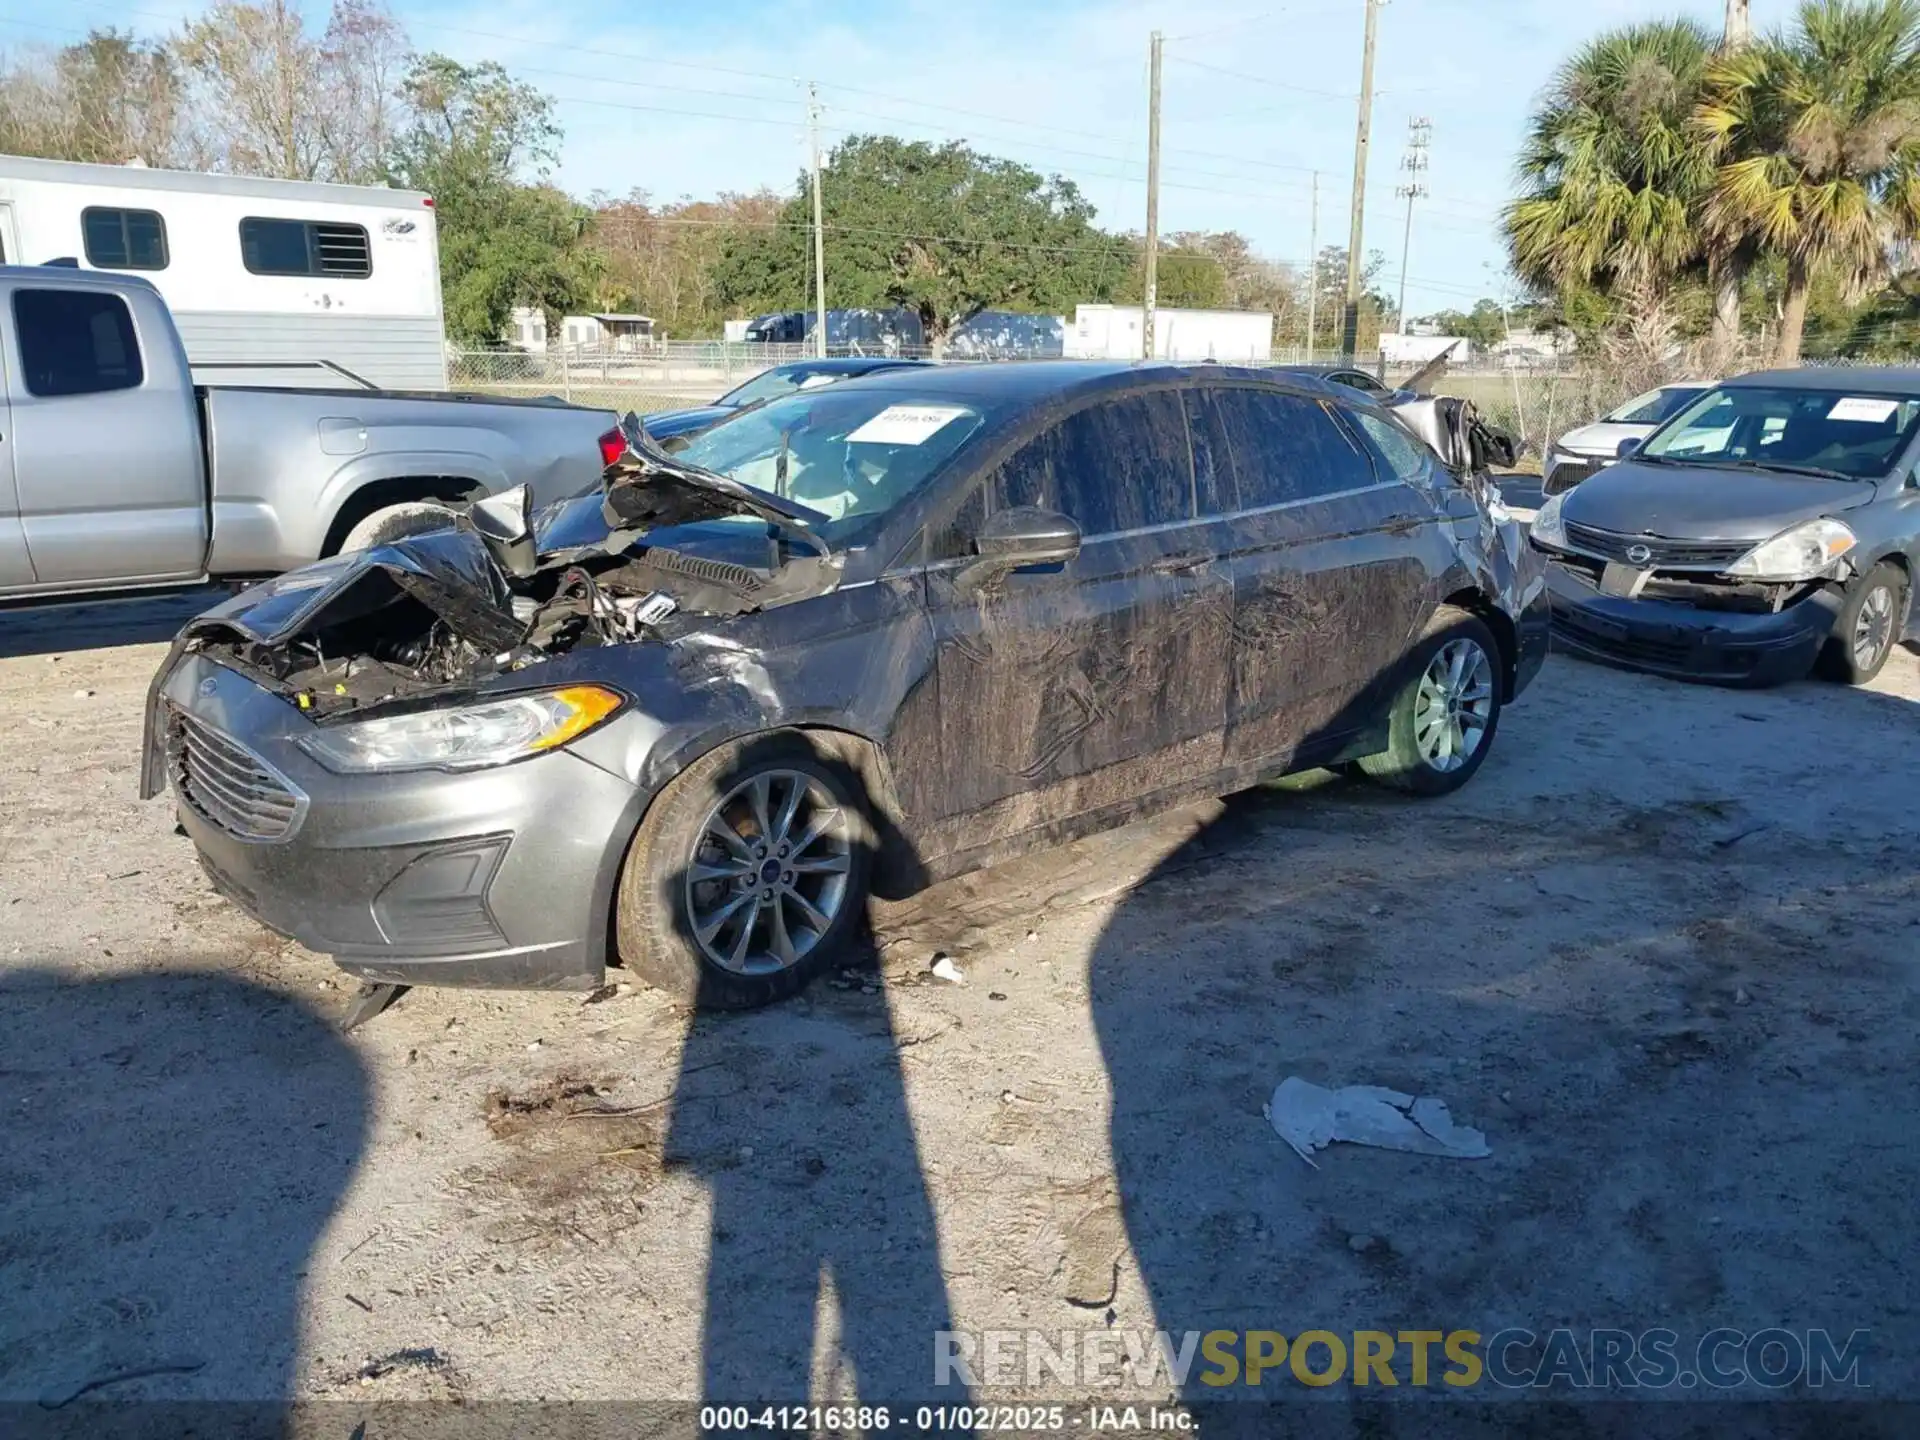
(82, 207), (168, 271)
(239, 218), (373, 278)
(13, 289), (144, 397)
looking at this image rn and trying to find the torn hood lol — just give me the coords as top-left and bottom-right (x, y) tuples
(177, 529), (525, 651)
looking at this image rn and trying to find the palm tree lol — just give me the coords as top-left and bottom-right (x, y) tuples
(1698, 0), (1920, 365)
(1506, 21), (1717, 323)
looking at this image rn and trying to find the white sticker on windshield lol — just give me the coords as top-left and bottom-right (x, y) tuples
(1828, 397), (1899, 423)
(846, 404), (970, 446)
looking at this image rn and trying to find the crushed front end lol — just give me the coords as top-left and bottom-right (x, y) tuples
(138, 422), (845, 989)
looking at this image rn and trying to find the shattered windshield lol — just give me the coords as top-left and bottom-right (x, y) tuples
(1641, 385), (1920, 479)
(670, 389), (985, 537)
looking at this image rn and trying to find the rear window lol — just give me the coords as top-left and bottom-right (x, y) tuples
(1212, 388), (1378, 506)
(240, 218), (372, 278)
(13, 288), (144, 397)
(82, 207), (168, 271)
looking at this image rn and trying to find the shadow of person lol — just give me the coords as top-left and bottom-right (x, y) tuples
(0, 968), (370, 1421)
(661, 825), (959, 1407)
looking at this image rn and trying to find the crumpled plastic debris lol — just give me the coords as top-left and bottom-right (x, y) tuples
(930, 956), (965, 984)
(1264, 1076), (1491, 1168)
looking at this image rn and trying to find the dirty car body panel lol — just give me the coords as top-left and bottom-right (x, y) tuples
(142, 362), (1545, 993)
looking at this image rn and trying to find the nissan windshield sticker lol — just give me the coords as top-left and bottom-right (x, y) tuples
(846, 405), (971, 446)
(1828, 397), (1901, 424)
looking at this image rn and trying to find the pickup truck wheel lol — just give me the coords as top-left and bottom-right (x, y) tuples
(1816, 562), (1907, 686)
(1355, 606), (1504, 796)
(615, 734), (875, 1010)
(338, 501), (460, 554)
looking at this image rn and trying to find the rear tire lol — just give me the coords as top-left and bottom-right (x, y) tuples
(1815, 562), (1906, 686)
(1356, 606), (1505, 796)
(615, 733), (874, 1010)
(337, 501), (461, 554)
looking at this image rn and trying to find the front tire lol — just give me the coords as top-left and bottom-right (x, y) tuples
(615, 734), (874, 1010)
(1815, 562), (1907, 686)
(337, 501), (461, 554)
(1356, 606), (1504, 796)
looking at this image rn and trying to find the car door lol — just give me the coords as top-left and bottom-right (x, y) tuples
(910, 386), (1232, 844)
(0, 331), (28, 589)
(5, 282), (208, 588)
(1207, 384), (1436, 768)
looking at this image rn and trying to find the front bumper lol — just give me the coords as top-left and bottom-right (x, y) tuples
(149, 653), (650, 990)
(1545, 560), (1840, 687)
(1512, 577), (1551, 700)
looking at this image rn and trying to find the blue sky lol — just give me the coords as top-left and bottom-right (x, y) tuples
(5, 0), (1804, 317)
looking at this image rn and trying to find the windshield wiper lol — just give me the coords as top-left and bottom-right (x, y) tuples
(1685, 458), (1863, 482)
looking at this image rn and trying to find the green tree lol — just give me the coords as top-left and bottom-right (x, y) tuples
(387, 54), (595, 346)
(714, 135), (1132, 351)
(1697, 0), (1920, 365)
(1505, 21), (1717, 327)
(0, 29), (188, 166)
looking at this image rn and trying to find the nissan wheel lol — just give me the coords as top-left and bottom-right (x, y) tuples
(1816, 562), (1907, 686)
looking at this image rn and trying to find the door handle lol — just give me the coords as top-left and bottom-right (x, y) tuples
(1151, 553), (1209, 576)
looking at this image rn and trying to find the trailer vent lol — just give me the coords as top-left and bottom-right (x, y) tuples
(313, 223), (372, 278)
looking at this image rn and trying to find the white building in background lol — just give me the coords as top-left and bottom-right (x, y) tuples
(1380, 332), (1469, 366)
(507, 307), (657, 355)
(723, 318), (753, 343)
(0, 153), (447, 389)
(1064, 303), (1273, 363)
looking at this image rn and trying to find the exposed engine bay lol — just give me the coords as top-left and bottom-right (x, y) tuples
(168, 417), (845, 721)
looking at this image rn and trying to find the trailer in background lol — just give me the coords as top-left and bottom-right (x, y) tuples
(0, 154), (447, 390)
(1064, 303), (1273, 363)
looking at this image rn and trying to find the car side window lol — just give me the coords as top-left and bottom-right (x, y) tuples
(1050, 392), (1194, 535)
(1350, 410), (1434, 485)
(1213, 388), (1377, 507)
(1183, 389), (1237, 517)
(12, 288), (145, 398)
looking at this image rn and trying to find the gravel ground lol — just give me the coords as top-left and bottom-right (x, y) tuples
(1, 591), (1916, 1420)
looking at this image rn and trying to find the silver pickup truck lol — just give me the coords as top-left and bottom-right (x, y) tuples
(0, 267), (617, 601)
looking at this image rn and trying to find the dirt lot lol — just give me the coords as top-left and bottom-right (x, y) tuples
(1, 592), (1916, 1418)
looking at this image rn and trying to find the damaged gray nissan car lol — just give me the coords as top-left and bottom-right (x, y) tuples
(141, 362), (1548, 1009)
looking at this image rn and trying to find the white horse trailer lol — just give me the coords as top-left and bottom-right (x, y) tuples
(0, 155), (447, 390)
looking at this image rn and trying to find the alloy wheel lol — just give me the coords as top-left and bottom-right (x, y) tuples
(1852, 584), (1896, 672)
(684, 769), (854, 976)
(1414, 638), (1496, 773)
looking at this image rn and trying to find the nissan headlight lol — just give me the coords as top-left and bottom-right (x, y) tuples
(300, 685), (624, 774)
(1530, 491), (1570, 551)
(1724, 518), (1856, 583)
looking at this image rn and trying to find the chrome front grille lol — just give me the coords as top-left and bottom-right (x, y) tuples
(1563, 522), (1751, 571)
(168, 710), (304, 841)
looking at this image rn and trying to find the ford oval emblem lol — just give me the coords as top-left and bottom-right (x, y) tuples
(1625, 543), (1653, 566)
(198, 677), (219, 697)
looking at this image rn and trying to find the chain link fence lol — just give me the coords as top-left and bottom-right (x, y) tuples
(446, 343), (1711, 470)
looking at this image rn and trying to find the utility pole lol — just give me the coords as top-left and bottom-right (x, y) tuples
(807, 81), (828, 359)
(1305, 171), (1320, 360)
(1394, 117), (1431, 333)
(1340, 0), (1383, 359)
(1143, 30), (1164, 361)
(1726, 0), (1751, 46)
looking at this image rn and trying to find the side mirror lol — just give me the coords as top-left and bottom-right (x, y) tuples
(959, 505), (1080, 588)
(1616, 436), (1644, 459)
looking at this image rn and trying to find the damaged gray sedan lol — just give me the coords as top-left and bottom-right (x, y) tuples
(140, 363), (1548, 1009)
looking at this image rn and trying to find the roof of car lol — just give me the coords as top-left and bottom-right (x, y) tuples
(824, 359), (1343, 405)
(769, 356), (932, 376)
(1725, 368), (1920, 394)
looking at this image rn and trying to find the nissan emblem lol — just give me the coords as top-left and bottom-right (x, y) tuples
(1625, 543), (1653, 567)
